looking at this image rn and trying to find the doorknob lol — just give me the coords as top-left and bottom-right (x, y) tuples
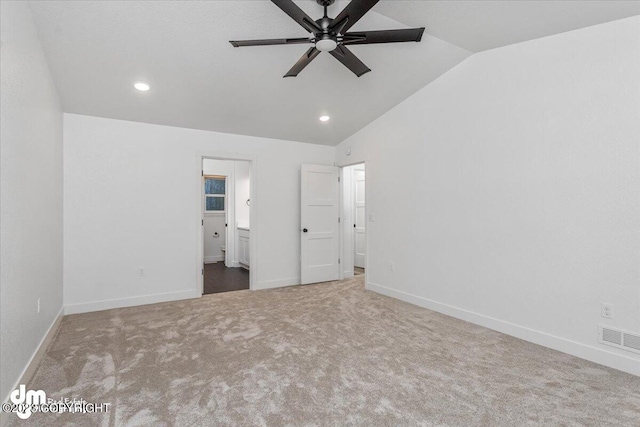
(302, 228), (308, 233)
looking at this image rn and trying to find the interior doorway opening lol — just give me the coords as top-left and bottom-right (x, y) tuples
(341, 163), (366, 279)
(201, 158), (252, 294)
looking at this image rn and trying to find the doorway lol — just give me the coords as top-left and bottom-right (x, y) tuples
(201, 158), (251, 294)
(342, 163), (366, 278)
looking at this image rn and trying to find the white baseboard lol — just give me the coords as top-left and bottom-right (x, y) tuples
(255, 277), (300, 290)
(64, 290), (200, 315)
(1, 307), (64, 427)
(366, 281), (640, 377)
(204, 255), (224, 264)
(343, 270), (354, 279)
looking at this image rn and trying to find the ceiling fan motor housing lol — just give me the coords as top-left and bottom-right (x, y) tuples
(315, 12), (338, 52)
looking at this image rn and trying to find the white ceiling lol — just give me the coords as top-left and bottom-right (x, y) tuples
(28, 1), (640, 146)
(375, 1), (640, 52)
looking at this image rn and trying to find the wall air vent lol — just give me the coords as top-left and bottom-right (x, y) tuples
(624, 333), (640, 352)
(599, 325), (640, 355)
(602, 327), (622, 345)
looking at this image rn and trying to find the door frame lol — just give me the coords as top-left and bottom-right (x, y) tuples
(196, 152), (257, 294)
(339, 162), (367, 283)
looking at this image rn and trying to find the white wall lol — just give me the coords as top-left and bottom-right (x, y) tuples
(202, 159), (232, 264)
(0, 1), (64, 402)
(235, 161), (251, 229)
(63, 114), (335, 313)
(336, 17), (640, 375)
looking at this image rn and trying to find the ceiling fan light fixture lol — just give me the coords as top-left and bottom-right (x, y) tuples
(315, 38), (337, 52)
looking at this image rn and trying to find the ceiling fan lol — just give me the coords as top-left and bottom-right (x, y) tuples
(229, 0), (425, 78)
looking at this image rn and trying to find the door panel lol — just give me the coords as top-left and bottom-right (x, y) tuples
(354, 168), (366, 268)
(301, 164), (340, 285)
(307, 236), (335, 266)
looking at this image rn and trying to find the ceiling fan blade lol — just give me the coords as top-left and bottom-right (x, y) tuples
(271, 0), (322, 34)
(329, 45), (371, 77)
(284, 47), (321, 78)
(329, 0), (380, 34)
(342, 28), (425, 45)
(229, 37), (312, 48)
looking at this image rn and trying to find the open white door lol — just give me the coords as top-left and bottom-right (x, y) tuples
(353, 167), (366, 268)
(301, 164), (340, 285)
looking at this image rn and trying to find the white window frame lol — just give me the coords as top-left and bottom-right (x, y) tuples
(204, 175), (226, 215)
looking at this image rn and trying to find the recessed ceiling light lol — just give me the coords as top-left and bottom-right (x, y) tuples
(134, 82), (150, 92)
(319, 115), (330, 122)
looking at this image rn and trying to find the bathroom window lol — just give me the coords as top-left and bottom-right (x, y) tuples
(204, 176), (225, 212)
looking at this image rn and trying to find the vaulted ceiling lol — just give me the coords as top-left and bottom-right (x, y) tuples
(28, 1), (640, 145)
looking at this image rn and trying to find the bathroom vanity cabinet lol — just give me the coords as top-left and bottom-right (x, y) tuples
(238, 227), (250, 269)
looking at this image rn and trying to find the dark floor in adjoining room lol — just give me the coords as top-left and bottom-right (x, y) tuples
(203, 262), (249, 294)
(354, 267), (365, 276)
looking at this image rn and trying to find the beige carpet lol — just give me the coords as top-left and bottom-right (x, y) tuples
(9, 276), (640, 426)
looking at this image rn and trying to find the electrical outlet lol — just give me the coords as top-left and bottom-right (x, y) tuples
(601, 303), (613, 319)
(37, 298), (40, 314)
(138, 268), (145, 277)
